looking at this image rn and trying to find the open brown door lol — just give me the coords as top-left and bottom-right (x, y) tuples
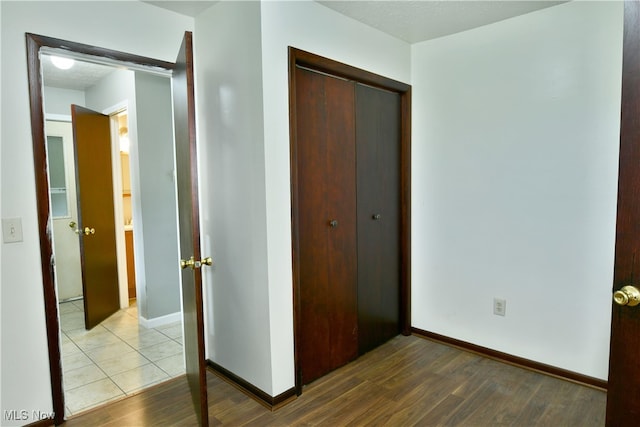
(607, 1), (640, 425)
(71, 105), (120, 329)
(173, 31), (209, 426)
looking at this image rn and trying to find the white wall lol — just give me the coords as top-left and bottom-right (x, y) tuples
(133, 72), (180, 320)
(195, 0), (273, 393)
(259, 0), (411, 395)
(0, 1), (193, 423)
(411, 0), (623, 380)
(43, 86), (85, 117)
(0, 1), (4, 415)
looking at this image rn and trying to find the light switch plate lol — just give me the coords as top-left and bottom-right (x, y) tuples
(493, 297), (506, 316)
(2, 217), (23, 243)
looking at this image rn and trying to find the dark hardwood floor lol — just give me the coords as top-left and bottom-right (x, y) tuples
(64, 335), (606, 426)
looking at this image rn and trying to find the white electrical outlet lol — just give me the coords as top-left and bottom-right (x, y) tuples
(2, 217), (23, 243)
(493, 298), (506, 316)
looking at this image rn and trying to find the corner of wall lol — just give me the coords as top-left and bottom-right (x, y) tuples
(194, 0), (274, 396)
(409, 0), (622, 380)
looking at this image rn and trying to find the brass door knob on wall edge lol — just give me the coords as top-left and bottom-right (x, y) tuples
(613, 285), (640, 307)
(180, 256), (213, 270)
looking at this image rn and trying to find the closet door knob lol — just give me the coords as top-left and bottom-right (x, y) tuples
(329, 219), (338, 228)
(372, 214), (381, 220)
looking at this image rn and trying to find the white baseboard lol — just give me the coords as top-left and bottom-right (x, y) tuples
(139, 311), (181, 329)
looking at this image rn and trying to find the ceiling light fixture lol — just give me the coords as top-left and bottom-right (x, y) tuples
(119, 127), (130, 153)
(50, 56), (75, 70)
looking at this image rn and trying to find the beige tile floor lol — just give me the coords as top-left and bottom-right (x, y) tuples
(59, 299), (185, 416)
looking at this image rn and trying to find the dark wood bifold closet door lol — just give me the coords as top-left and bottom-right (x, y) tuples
(290, 47), (410, 393)
(295, 66), (359, 385)
(355, 84), (402, 355)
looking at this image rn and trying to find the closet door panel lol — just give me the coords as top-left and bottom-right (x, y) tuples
(296, 67), (358, 384)
(356, 83), (402, 354)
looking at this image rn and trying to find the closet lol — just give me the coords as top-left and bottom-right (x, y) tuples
(291, 49), (410, 387)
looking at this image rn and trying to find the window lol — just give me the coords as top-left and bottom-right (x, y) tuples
(47, 135), (69, 217)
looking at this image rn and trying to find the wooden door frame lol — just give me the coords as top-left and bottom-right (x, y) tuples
(288, 47), (412, 394)
(26, 33), (175, 425)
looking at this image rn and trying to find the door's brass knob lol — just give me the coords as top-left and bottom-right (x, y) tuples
(180, 256), (195, 270)
(613, 285), (640, 307)
(180, 256), (213, 270)
(70, 223), (95, 236)
(329, 219), (338, 228)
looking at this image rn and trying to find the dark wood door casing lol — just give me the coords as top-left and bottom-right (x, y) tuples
(71, 105), (120, 329)
(607, 1), (640, 425)
(289, 47), (411, 393)
(25, 33), (211, 425)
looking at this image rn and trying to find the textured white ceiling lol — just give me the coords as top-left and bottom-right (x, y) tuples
(317, 1), (567, 43)
(41, 54), (117, 91)
(43, 1), (568, 90)
(142, 1), (218, 17)
(142, 1), (567, 44)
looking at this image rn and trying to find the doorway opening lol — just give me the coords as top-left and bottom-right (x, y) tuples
(41, 50), (185, 417)
(27, 32), (208, 426)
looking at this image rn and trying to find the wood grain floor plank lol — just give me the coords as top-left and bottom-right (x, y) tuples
(342, 396), (396, 427)
(418, 393), (467, 425)
(64, 335), (606, 426)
